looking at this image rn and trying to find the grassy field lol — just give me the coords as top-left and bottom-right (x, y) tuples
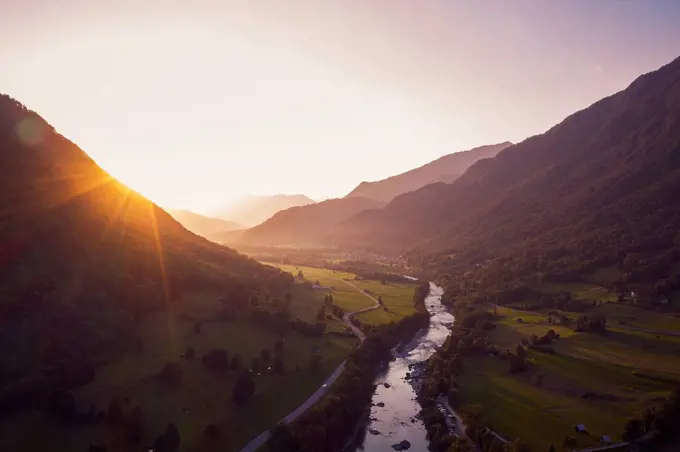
(265, 263), (376, 313)
(458, 305), (680, 450)
(540, 281), (619, 302)
(263, 263), (418, 325)
(0, 290), (357, 452)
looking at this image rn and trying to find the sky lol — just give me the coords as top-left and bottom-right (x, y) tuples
(1, 1), (679, 213)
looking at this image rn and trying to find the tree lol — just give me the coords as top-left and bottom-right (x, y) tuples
(202, 349), (229, 371)
(107, 397), (123, 423)
(154, 423), (181, 452)
(509, 346), (528, 373)
(46, 389), (76, 421)
(165, 423), (180, 449)
(231, 353), (242, 371)
(310, 354), (321, 372)
(297, 270), (304, 281)
(204, 424), (219, 440)
(316, 306), (326, 321)
(283, 292), (293, 310)
(273, 353), (285, 375)
(232, 371), (256, 404)
(127, 406), (145, 442)
(158, 362), (182, 385)
(274, 339), (285, 354)
(622, 418), (644, 441)
(251, 356), (262, 374)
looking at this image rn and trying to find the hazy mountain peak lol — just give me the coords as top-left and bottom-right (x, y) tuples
(345, 142), (513, 203)
(215, 194), (316, 227)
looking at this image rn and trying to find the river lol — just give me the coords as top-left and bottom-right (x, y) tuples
(351, 282), (454, 451)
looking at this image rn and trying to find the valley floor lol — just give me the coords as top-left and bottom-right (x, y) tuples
(0, 265), (417, 452)
(456, 299), (680, 450)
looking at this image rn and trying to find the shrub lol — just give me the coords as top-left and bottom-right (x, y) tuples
(158, 362), (182, 386)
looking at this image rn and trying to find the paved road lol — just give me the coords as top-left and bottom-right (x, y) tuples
(340, 279), (382, 342)
(239, 280), (382, 452)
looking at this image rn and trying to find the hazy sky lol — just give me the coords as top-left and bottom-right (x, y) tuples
(2, 1), (679, 213)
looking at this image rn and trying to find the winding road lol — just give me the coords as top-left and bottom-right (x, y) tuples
(240, 280), (382, 452)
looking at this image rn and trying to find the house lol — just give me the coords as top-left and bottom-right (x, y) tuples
(574, 424), (586, 433)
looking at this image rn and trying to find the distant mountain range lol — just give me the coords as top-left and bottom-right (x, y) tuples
(345, 142), (512, 203)
(168, 209), (243, 241)
(238, 196), (382, 246)
(214, 194), (315, 227)
(230, 144), (509, 246)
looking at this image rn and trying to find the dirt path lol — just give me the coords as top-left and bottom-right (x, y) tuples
(239, 280), (382, 452)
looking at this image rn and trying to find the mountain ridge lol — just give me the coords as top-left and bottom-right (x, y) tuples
(214, 194), (315, 227)
(332, 55), (680, 290)
(344, 142), (512, 203)
(0, 94), (291, 391)
(238, 196), (382, 246)
(168, 209), (243, 241)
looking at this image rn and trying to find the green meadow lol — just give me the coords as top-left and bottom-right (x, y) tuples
(0, 288), (357, 452)
(458, 305), (680, 450)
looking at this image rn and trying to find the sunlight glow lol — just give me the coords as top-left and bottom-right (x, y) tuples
(149, 203), (177, 357)
(2, 1), (678, 213)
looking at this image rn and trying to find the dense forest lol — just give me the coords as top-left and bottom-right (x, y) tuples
(0, 95), (292, 416)
(333, 56), (680, 298)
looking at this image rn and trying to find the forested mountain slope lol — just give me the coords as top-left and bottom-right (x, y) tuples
(239, 197), (382, 246)
(0, 95), (291, 392)
(345, 142), (512, 203)
(336, 56), (680, 290)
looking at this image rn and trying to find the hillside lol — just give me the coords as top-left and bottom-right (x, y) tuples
(0, 95), (291, 396)
(239, 197), (382, 246)
(345, 142), (512, 203)
(168, 209), (243, 241)
(214, 194), (315, 227)
(336, 56), (680, 292)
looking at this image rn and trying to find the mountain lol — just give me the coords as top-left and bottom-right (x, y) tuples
(335, 56), (680, 289)
(168, 209), (243, 241)
(0, 95), (291, 396)
(345, 142), (512, 203)
(215, 194), (315, 227)
(238, 197), (382, 246)
(230, 143), (510, 247)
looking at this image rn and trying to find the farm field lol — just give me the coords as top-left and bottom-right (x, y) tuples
(263, 263), (418, 325)
(457, 305), (680, 450)
(0, 290), (357, 452)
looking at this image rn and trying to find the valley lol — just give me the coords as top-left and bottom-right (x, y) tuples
(3, 4), (680, 452)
